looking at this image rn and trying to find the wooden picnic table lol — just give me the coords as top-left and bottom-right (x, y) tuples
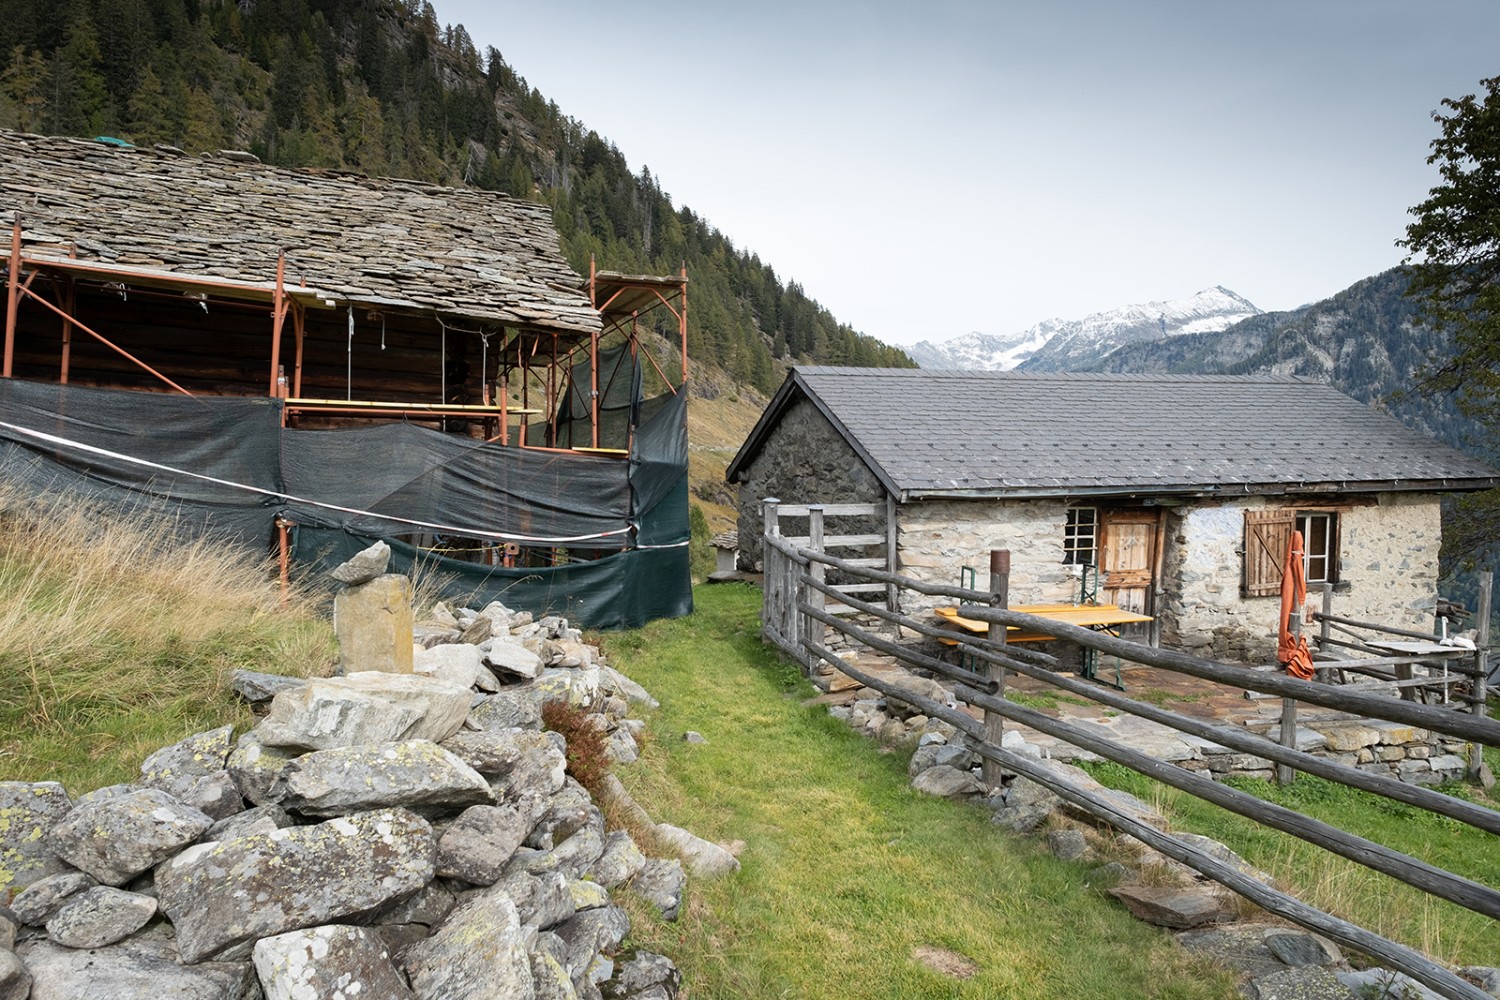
(933, 603), (1153, 645)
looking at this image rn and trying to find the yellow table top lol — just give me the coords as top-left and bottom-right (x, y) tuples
(934, 603), (1151, 644)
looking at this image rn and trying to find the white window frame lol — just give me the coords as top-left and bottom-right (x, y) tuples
(1296, 511), (1337, 585)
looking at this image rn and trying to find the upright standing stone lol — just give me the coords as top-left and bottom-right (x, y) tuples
(334, 573), (414, 675)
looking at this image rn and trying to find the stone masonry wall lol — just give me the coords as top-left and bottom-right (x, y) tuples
(1161, 493), (1442, 663)
(895, 497), (1084, 614)
(735, 397), (885, 568)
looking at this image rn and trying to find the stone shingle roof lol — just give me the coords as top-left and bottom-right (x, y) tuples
(729, 367), (1500, 498)
(0, 130), (599, 335)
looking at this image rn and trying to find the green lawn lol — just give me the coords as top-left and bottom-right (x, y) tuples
(601, 583), (1238, 1000)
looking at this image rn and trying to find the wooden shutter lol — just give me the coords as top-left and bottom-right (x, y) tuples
(1243, 509), (1294, 597)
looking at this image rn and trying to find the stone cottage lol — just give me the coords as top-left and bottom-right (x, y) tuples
(726, 367), (1500, 661)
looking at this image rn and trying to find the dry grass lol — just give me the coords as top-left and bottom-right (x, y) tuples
(0, 484), (335, 792)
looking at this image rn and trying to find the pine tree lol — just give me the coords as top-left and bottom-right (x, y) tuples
(0, 45), (47, 131)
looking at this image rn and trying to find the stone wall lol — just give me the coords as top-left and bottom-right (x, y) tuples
(1161, 493), (1442, 662)
(734, 397), (886, 568)
(895, 497), (1087, 612)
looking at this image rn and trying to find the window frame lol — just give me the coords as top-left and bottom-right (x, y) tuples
(1063, 506), (1098, 567)
(1243, 507), (1342, 597)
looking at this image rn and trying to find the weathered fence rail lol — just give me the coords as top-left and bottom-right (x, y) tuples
(759, 503), (1499, 1000)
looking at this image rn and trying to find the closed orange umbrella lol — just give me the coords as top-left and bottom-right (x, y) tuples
(1278, 528), (1316, 679)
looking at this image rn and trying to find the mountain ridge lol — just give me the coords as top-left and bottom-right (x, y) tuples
(908, 286), (1261, 371)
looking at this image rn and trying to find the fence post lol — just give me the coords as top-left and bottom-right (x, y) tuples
(807, 505), (827, 675)
(1277, 609), (1302, 785)
(761, 497), (780, 637)
(1472, 571), (1492, 782)
(885, 492), (899, 616)
(981, 549), (1010, 788)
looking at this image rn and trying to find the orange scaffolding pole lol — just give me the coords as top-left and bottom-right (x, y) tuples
(16, 282), (193, 396)
(680, 261), (689, 385)
(269, 252), (286, 397)
(3, 216), (20, 378)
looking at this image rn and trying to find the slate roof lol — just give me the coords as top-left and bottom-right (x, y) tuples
(727, 367), (1500, 499)
(0, 130), (599, 335)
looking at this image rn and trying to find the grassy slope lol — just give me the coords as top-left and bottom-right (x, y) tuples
(0, 493), (336, 795)
(686, 379), (768, 535)
(601, 584), (1237, 1000)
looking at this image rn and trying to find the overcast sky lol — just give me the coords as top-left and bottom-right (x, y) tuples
(434, 1), (1500, 349)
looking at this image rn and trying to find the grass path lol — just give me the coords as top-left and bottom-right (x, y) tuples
(601, 584), (1238, 1000)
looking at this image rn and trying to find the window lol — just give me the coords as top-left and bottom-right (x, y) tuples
(1063, 507), (1097, 566)
(1243, 508), (1340, 596)
(1297, 512), (1336, 584)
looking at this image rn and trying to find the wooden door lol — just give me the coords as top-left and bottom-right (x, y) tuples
(1100, 511), (1157, 636)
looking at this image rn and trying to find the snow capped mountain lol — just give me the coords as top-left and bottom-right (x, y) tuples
(907, 287), (1262, 371)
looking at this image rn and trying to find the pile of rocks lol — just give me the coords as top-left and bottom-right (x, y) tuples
(0, 543), (727, 1000)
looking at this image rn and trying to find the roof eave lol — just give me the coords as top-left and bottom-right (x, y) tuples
(901, 477), (1500, 502)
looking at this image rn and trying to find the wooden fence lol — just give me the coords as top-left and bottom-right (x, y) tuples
(759, 503), (1500, 1000)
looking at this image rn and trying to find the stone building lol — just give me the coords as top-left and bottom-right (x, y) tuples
(726, 367), (1500, 661)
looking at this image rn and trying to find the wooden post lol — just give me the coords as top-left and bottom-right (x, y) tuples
(982, 549), (1010, 788)
(1278, 610), (1303, 785)
(268, 251), (285, 396)
(762, 498), (780, 634)
(4, 215), (21, 378)
(275, 517), (292, 610)
(807, 505), (827, 675)
(1472, 571), (1492, 782)
(885, 492), (899, 616)
(1316, 582), (1335, 683)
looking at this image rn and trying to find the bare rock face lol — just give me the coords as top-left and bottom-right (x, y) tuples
(334, 573), (415, 675)
(255, 672), (472, 751)
(139, 726), (236, 794)
(403, 889), (535, 1000)
(16, 925), (257, 999)
(252, 924), (415, 1000)
(155, 807), (436, 964)
(0, 949), (30, 1000)
(0, 781), (74, 894)
(436, 802), (546, 885)
(45, 886), (158, 949)
(48, 788), (214, 886)
(225, 731), (300, 806)
(272, 740), (492, 818)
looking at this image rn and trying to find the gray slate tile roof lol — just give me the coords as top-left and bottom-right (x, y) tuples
(732, 367), (1500, 497)
(0, 130), (599, 335)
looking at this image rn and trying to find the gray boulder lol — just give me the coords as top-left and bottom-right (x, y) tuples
(436, 801), (548, 884)
(527, 782), (598, 851)
(532, 950), (581, 1000)
(225, 731), (299, 806)
(556, 906), (630, 986)
(628, 859), (684, 921)
(16, 926), (257, 999)
(46, 886), (157, 949)
(485, 641), (545, 680)
(492, 870), (574, 929)
(207, 803), (292, 842)
(256, 672), (472, 751)
(369, 880), (456, 929)
(605, 951), (680, 999)
(654, 824), (739, 879)
(155, 807), (435, 963)
(598, 666), (658, 709)
(273, 740), (492, 817)
(468, 688), (545, 732)
(10, 872), (97, 926)
(416, 643), (500, 692)
(588, 830), (647, 890)
(253, 924), (415, 1000)
(0, 950), (28, 1000)
(331, 540), (391, 586)
(606, 729), (639, 765)
(49, 788), (214, 886)
(169, 772), (245, 822)
(911, 764), (984, 799)
(443, 727), (557, 780)
(403, 890), (534, 1000)
(508, 817), (606, 881)
(229, 670), (306, 704)
(1109, 884), (1234, 929)
(0, 781), (73, 894)
(139, 725), (235, 794)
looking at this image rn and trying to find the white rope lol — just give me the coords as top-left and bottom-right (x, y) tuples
(346, 306), (354, 401)
(0, 419), (635, 546)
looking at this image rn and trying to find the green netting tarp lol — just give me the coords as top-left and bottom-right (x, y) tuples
(0, 378), (690, 630)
